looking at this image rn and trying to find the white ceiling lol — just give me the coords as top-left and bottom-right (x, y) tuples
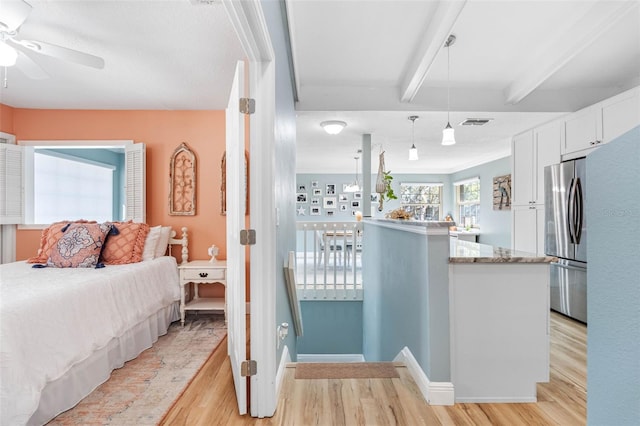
(1, 0), (638, 174)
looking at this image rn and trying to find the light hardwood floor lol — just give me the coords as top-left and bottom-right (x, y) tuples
(160, 312), (586, 425)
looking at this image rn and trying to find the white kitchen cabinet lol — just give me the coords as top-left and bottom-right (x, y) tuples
(512, 205), (545, 256)
(601, 88), (640, 144)
(563, 86), (640, 155)
(512, 120), (561, 206)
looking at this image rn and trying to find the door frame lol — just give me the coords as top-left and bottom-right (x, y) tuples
(223, 0), (277, 418)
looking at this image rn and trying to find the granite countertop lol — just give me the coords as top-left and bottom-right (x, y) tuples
(365, 218), (453, 228)
(450, 239), (557, 264)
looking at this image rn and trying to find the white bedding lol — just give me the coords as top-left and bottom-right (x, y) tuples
(0, 257), (181, 425)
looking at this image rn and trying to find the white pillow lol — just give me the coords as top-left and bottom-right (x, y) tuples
(142, 225), (162, 261)
(154, 226), (172, 258)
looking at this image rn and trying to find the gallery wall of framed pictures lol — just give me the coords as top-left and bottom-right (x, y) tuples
(295, 176), (380, 219)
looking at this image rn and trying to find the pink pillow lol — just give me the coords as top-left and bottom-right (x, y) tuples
(47, 223), (112, 268)
(101, 221), (150, 265)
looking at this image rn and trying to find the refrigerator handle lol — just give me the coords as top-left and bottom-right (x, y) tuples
(567, 178), (577, 244)
(574, 178), (583, 244)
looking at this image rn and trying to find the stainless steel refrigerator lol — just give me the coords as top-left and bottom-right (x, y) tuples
(544, 158), (587, 323)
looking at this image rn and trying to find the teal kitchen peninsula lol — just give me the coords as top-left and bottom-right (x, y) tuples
(362, 218), (555, 404)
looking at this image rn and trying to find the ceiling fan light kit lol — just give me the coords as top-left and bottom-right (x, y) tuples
(320, 120), (347, 135)
(0, 0), (106, 85)
(442, 34), (456, 146)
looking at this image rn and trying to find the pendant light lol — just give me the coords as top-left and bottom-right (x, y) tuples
(408, 115), (419, 161)
(442, 34), (456, 146)
(344, 156), (361, 192)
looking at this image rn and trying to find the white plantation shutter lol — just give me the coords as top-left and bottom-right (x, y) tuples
(124, 143), (145, 223)
(0, 144), (24, 224)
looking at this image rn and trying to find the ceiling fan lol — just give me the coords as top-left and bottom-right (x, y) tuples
(0, 0), (105, 81)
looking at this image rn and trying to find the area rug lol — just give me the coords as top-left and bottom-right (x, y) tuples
(295, 362), (399, 380)
(48, 314), (227, 425)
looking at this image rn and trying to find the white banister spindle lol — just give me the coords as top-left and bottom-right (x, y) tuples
(295, 221), (363, 301)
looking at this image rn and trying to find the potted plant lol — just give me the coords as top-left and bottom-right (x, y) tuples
(377, 170), (397, 211)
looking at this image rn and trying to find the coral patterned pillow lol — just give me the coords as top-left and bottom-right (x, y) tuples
(47, 222), (112, 268)
(27, 220), (96, 264)
(101, 221), (150, 265)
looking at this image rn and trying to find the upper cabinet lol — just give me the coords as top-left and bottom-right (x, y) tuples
(563, 86), (640, 155)
(512, 120), (562, 206)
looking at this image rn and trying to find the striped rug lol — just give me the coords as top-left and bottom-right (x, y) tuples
(48, 314), (226, 425)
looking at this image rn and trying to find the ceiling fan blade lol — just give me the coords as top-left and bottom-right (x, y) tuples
(14, 39), (105, 69)
(0, 0), (32, 32)
(14, 49), (49, 79)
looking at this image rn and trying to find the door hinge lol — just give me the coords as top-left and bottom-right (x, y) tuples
(239, 98), (255, 115)
(241, 359), (257, 376)
(240, 229), (256, 245)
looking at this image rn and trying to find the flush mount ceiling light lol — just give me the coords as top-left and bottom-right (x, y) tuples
(442, 34), (456, 146)
(408, 115), (419, 161)
(320, 120), (347, 135)
(344, 155), (361, 193)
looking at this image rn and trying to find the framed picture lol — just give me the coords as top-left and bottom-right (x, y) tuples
(339, 193), (349, 202)
(296, 206), (306, 216)
(493, 174), (512, 210)
(342, 183), (353, 192)
(296, 193), (307, 203)
(310, 206), (321, 216)
(351, 210), (357, 216)
(327, 210), (335, 217)
(370, 193), (379, 202)
(325, 184), (336, 195)
(313, 188), (322, 196)
(311, 180), (319, 188)
(311, 198), (320, 205)
(297, 184), (307, 192)
(339, 204), (348, 212)
(351, 200), (360, 208)
(354, 192), (362, 199)
(323, 196), (337, 208)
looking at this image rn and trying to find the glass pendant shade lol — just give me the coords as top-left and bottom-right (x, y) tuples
(442, 123), (456, 146)
(344, 156), (361, 192)
(0, 42), (18, 67)
(409, 144), (419, 161)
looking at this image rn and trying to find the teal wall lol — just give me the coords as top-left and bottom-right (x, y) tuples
(586, 126), (640, 425)
(362, 223), (451, 381)
(264, 1), (298, 362)
(450, 156), (512, 248)
(296, 301), (363, 354)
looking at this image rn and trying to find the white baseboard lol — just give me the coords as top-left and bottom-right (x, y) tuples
(296, 353), (365, 363)
(394, 346), (455, 406)
(276, 345), (291, 396)
(455, 396), (537, 403)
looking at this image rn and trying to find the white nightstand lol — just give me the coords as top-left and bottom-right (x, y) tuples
(178, 260), (227, 326)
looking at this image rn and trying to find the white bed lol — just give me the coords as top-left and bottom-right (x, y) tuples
(0, 229), (188, 426)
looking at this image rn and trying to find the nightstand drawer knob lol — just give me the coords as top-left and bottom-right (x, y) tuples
(199, 272), (209, 278)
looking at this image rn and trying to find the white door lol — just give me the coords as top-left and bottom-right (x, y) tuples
(226, 60), (247, 415)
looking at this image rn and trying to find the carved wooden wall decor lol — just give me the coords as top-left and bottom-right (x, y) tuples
(169, 142), (197, 215)
(220, 151), (249, 216)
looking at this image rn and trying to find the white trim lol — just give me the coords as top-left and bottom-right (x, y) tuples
(223, 0), (277, 419)
(453, 176), (480, 186)
(296, 354), (365, 363)
(18, 139), (133, 148)
(275, 345), (291, 396)
(455, 396), (537, 403)
(401, 182), (444, 187)
(394, 346), (455, 406)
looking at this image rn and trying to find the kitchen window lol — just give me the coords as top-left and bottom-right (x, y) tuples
(399, 183), (442, 220)
(455, 177), (480, 227)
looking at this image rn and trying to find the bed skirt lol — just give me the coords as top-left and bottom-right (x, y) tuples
(28, 302), (180, 426)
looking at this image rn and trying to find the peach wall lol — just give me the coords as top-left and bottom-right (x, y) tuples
(0, 104), (14, 133)
(5, 106), (233, 296)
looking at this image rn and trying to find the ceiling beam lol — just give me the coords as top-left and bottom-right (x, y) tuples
(398, 0), (467, 104)
(504, 0), (637, 105)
